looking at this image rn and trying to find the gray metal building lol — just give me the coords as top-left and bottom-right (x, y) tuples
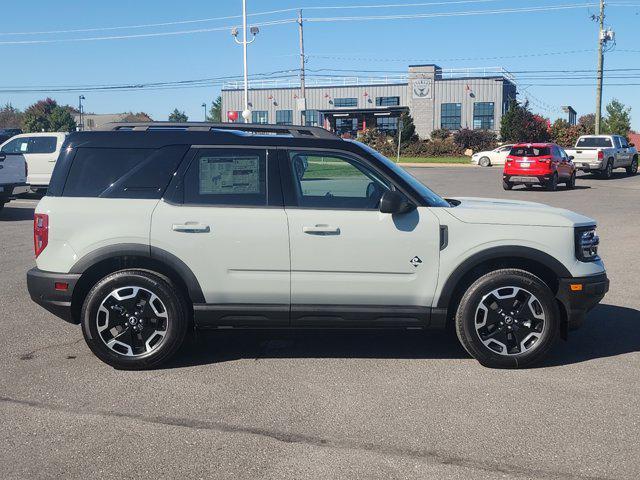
(221, 65), (517, 139)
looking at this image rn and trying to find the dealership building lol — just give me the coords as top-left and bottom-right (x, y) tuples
(221, 64), (517, 139)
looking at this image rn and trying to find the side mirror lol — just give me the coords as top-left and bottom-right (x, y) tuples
(379, 190), (415, 214)
(569, 155), (575, 161)
(629, 143), (635, 148)
(0, 152), (5, 161)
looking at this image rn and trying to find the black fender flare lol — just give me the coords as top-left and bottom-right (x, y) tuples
(70, 243), (205, 303)
(436, 245), (572, 309)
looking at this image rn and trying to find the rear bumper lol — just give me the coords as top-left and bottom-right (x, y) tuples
(27, 268), (81, 324)
(0, 182), (29, 199)
(555, 272), (609, 331)
(503, 174), (552, 185)
(576, 162), (604, 172)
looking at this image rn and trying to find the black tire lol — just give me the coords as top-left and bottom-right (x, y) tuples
(566, 171), (576, 189)
(455, 269), (560, 368)
(81, 269), (189, 370)
(0, 202), (5, 213)
(502, 179), (513, 190)
(479, 156), (491, 167)
(601, 159), (614, 179)
(546, 173), (558, 191)
(626, 157), (638, 176)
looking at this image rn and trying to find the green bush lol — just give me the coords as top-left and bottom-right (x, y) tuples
(453, 128), (497, 152)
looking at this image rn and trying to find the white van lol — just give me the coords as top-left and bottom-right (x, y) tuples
(0, 132), (67, 193)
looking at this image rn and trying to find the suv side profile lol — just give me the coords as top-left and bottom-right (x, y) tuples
(27, 123), (609, 369)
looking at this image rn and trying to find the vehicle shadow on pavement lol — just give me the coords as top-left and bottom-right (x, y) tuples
(166, 303), (640, 369)
(0, 206), (35, 221)
(166, 329), (469, 368)
(541, 304), (640, 367)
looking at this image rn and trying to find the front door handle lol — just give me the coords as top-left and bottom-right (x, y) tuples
(172, 222), (211, 233)
(303, 224), (340, 235)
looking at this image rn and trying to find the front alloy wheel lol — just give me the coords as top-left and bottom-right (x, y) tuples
(455, 269), (560, 368)
(82, 270), (188, 369)
(627, 157), (638, 176)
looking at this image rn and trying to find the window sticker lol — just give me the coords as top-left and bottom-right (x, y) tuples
(19, 142), (28, 152)
(199, 156), (260, 195)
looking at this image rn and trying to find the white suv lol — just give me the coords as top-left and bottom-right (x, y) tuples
(27, 122), (609, 369)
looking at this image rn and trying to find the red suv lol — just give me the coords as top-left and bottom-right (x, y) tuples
(503, 143), (576, 191)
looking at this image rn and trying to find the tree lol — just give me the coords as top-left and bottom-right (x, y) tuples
(168, 108), (188, 122)
(550, 119), (582, 147)
(500, 99), (550, 143)
(208, 96), (222, 122)
(22, 98), (77, 133)
(399, 111), (417, 143)
(601, 99), (631, 137)
(578, 113), (595, 134)
(0, 103), (24, 129)
(122, 112), (153, 122)
(453, 128), (497, 152)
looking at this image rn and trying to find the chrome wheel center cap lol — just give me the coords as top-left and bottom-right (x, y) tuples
(129, 317), (139, 326)
(504, 316), (514, 325)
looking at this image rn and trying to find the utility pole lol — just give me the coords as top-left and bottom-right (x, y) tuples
(595, 0), (605, 135)
(78, 95), (85, 132)
(231, 0), (259, 123)
(298, 9), (306, 124)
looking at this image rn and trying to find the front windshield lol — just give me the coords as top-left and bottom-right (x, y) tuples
(352, 141), (450, 207)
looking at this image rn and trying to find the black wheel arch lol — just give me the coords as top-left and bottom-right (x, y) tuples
(70, 244), (204, 324)
(436, 246), (571, 322)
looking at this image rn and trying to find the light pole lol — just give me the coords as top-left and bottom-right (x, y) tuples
(202, 102), (207, 121)
(232, 0), (259, 123)
(78, 95), (85, 131)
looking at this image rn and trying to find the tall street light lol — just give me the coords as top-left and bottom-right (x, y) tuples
(78, 95), (85, 131)
(232, 0), (259, 123)
(202, 102), (207, 121)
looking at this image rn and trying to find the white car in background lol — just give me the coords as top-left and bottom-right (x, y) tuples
(0, 132), (68, 193)
(472, 144), (514, 167)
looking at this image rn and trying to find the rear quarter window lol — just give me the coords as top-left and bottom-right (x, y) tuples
(62, 145), (188, 198)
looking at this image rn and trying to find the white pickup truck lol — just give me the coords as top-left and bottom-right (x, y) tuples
(0, 151), (29, 212)
(565, 135), (638, 179)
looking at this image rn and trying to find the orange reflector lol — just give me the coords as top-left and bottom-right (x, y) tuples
(55, 282), (69, 291)
(570, 284), (583, 292)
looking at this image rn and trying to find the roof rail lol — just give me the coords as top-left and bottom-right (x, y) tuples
(96, 121), (340, 140)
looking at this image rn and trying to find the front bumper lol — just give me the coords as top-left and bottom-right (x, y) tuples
(27, 268), (81, 324)
(555, 272), (609, 331)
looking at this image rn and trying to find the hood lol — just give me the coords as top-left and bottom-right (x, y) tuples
(445, 197), (596, 228)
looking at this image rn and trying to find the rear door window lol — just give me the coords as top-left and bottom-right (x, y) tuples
(509, 146), (551, 157)
(183, 148), (267, 206)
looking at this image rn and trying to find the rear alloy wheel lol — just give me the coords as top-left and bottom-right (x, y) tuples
(626, 157), (638, 176)
(602, 160), (614, 179)
(479, 157), (491, 167)
(81, 269), (188, 369)
(546, 173), (559, 191)
(566, 171), (576, 189)
(502, 179), (513, 190)
(455, 269), (560, 368)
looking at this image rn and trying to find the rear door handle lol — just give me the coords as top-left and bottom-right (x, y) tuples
(172, 222), (210, 233)
(303, 224), (340, 235)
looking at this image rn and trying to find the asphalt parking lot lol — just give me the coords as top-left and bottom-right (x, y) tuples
(1, 167), (639, 480)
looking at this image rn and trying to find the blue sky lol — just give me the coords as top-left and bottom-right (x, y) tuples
(1, 0), (639, 129)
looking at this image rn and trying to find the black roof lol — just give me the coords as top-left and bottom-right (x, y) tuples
(66, 122), (348, 150)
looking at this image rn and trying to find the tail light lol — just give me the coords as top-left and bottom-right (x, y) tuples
(34, 213), (49, 257)
(597, 150), (604, 160)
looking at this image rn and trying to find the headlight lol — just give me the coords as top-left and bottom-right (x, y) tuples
(575, 226), (599, 262)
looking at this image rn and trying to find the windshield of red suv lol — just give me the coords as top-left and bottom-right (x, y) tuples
(509, 146), (551, 157)
(576, 137), (613, 148)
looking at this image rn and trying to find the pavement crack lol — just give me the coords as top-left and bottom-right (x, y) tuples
(19, 338), (83, 360)
(0, 395), (615, 480)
